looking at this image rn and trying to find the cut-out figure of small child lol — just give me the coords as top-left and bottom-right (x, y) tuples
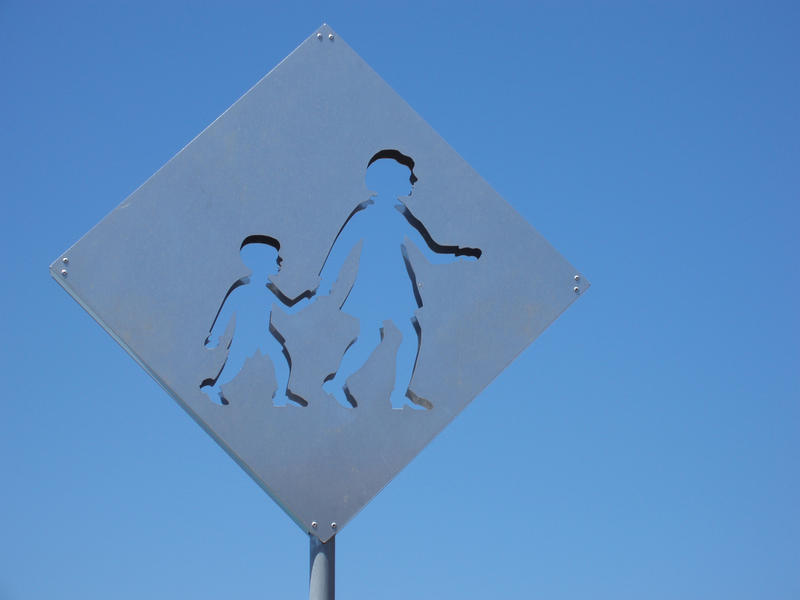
(201, 238), (292, 406)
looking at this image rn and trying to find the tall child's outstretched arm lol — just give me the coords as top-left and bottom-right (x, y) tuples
(397, 204), (482, 263)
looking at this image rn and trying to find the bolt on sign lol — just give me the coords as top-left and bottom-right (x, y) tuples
(51, 24), (589, 543)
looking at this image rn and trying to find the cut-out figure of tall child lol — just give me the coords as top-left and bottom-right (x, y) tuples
(321, 150), (481, 410)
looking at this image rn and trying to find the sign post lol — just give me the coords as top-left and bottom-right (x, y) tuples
(309, 536), (335, 600)
(51, 24), (589, 596)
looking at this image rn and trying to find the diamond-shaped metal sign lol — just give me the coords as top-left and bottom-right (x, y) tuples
(51, 24), (588, 542)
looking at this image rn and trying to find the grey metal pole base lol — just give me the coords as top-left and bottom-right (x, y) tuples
(309, 534), (335, 600)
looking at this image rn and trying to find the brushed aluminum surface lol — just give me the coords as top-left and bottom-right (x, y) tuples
(50, 23), (589, 541)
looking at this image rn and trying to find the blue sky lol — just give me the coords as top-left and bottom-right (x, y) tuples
(1, 2), (798, 599)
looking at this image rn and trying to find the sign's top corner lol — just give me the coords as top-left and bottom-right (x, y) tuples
(311, 22), (338, 38)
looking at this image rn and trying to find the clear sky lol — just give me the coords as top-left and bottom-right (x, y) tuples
(1, 2), (798, 599)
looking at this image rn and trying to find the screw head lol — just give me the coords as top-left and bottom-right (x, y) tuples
(311, 521), (318, 529)
(316, 33), (322, 40)
(574, 274), (580, 281)
(328, 33), (334, 40)
(330, 522), (337, 529)
(573, 286), (580, 293)
(60, 269), (68, 277)
(62, 257), (69, 264)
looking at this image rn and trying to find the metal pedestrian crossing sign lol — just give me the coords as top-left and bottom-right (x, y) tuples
(51, 24), (589, 543)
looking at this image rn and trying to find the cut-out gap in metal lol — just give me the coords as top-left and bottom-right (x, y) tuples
(200, 151), (482, 413)
(200, 238), (296, 407)
(319, 151), (482, 410)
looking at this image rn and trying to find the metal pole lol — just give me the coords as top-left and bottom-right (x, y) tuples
(309, 534), (335, 600)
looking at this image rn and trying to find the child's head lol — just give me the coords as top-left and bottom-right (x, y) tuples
(366, 149), (416, 200)
(240, 236), (280, 284)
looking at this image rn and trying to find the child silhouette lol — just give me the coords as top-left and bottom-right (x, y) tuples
(321, 150), (480, 409)
(201, 237), (291, 406)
